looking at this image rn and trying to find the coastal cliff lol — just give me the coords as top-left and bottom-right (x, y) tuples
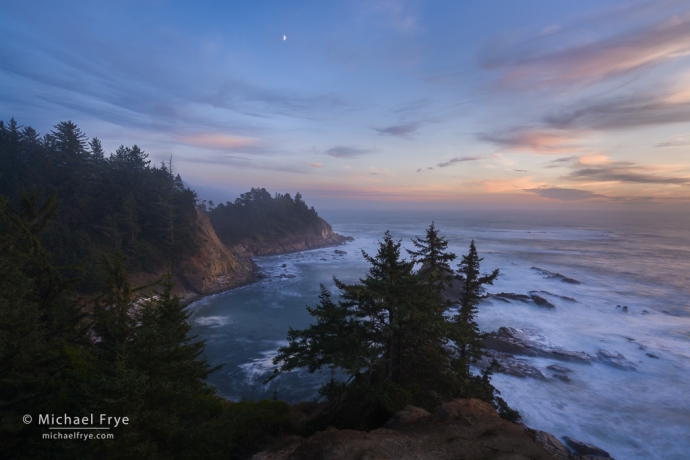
(131, 209), (352, 304)
(176, 209), (256, 300)
(229, 217), (352, 257)
(127, 208), (256, 303)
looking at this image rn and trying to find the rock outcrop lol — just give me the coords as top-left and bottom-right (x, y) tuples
(596, 349), (637, 371)
(531, 267), (582, 285)
(562, 436), (612, 458)
(477, 351), (549, 380)
(230, 218), (353, 257)
(253, 399), (560, 459)
(483, 327), (594, 364)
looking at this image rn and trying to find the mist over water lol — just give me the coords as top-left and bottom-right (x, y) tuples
(188, 208), (690, 460)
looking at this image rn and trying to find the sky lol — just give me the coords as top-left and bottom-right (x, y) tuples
(2, 0), (690, 209)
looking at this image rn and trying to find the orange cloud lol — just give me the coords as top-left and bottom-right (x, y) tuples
(177, 133), (259, 150)
(487, 11), (690, 88)
(478, 129), (582, 154)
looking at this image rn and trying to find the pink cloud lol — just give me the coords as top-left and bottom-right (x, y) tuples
(176, 133), (259, 151)
(482, 10), (690, 88)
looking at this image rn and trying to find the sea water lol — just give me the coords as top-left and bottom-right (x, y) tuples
(188, 208), (690, 460)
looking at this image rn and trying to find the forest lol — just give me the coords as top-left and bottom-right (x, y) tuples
(207, 187), (322, 251)
(0, 118), (198, 291)
(0, 118), (515, 459)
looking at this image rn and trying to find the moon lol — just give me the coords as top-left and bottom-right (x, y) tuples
(283, 35), (286, 41)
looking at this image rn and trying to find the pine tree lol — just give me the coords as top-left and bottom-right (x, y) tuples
(453, 240), (499, 376)
(89, 263), (220, 458)
(0, 190), (88, 458)
(408, 221), (457, 300)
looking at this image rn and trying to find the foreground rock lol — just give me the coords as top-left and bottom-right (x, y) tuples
(254, 399), (559, 459)
(483, 327), (594, 364)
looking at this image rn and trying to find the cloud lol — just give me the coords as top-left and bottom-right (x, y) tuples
(373, 122), (419, 137)
(567, 163), (689, 184)
(325, 146), (374, 158)
(543, 156), (581, 169)
(477, 128), (580, 154)
(480, 7), (690, 88)
(543, 91), (690, 131)
(656, 139), (690, 147)
(310, 162), (323, 168)
(437, 156), (484, 168)
(176, 133), (259, 151)
(524, 187), (608, 201)
(513, 169), (528, 172)
(390, 98), (430, 114)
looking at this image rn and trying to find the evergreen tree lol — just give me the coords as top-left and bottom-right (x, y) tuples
(408, 221), (457, 299)
(274, 230), (454, 421)
(452, 240), (499, 376)
(89, 263), (220, 458)
(0, 190), (88, 459)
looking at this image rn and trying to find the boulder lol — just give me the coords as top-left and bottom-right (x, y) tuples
(531, 267), (582, 284)
(547, 364), (572, 373)
(530, 294), (556, 308)
(477, 351), (548, 380)
(493, 292), (531, 302)
(562, 436), (612, 458)
(534, 431), (572, 460)
(383, 405), (430, 430)
(597, 350), (637, 371)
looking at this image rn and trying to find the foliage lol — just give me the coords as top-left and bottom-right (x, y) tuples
(201, 400), (292, 459)
(208, 188), (321, 250)
(0, 187), (288, 459)
(273, 225), (519, 429)
(0, 118), (199, 290)
(452, 240), (499, 376)
(0, 190), (88, 458)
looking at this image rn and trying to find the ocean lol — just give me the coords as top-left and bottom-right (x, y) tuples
(188, 208), (690, 460)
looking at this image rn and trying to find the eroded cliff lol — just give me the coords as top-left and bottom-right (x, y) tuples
(229, 217), (352, 258)
(129, 209), (255, 304)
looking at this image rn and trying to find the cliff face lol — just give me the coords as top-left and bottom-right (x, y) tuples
(176, 209), (255, 300)
(230, 217), (352, 258)
(252, 399), (561, 460)
(129, 211), (350, 304)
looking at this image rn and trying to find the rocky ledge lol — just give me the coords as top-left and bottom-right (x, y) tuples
(253, 399), (613, 460)
(254, 399), (557, 460)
